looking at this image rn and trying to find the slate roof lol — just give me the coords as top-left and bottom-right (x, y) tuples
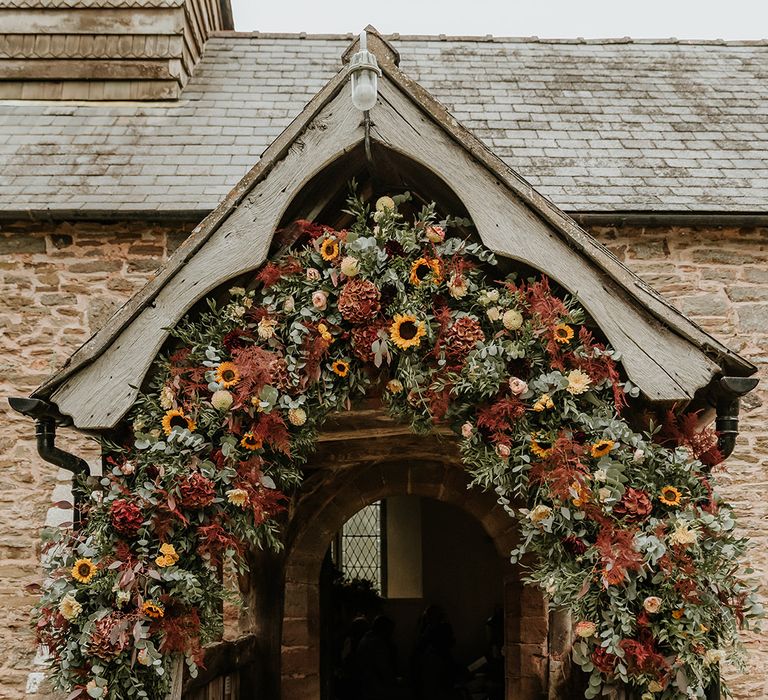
(1, 33), (767, 217)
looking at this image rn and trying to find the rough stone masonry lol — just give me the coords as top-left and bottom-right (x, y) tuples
(1, 220), (766, 699)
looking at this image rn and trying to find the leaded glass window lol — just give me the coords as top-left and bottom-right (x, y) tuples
(338, 501), (385, 593)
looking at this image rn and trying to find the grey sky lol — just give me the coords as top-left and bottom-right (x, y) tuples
(230, 0), (768, 39)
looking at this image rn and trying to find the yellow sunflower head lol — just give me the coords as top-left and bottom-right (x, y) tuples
(240, 432), (263, 451)
(320, 237), (340, 261)
(71, 558), (97, 584)
(530, 433), (552, 459)
(390, 313), (426, 351)
(553, 323), (574, 344)
(141, 600), (165, 619)
(659, 485), (682, 507)
(590, 439), (615, 458)
(331, 360), (350, 377)
(215, 361), (241, 388)
(409, 257), (443, 286)
(161, 408), (196, 436)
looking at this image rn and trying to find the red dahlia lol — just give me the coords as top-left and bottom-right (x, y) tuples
(178, 472), (216, 509)
(110, 499), (144, 536)
(337, 279), (381, 325)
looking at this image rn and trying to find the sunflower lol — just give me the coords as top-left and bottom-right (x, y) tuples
(240, 432), (263, 451)
(320, 237), (340, 261)
(590, 439), (615, 458)
(409, 257), (442, 286)
(161, 408), (196, 436)
(390, 314), (426, 350)
(71, 558), (97, 584)
(141, 600), (165, 619)
(215, 361), (241, 388)
(530, 433), (552, 458)
(659, 485), (682, 507)
(553, 323), (574, 344)
(331, 360), (350, 377)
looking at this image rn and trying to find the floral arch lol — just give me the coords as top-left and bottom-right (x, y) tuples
(33, 189), (760, 700)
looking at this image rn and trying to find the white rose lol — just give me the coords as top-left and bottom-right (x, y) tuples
(486, 306), (502, 322)
(340, 256), (360, 277)
(211, 390), (233, 411)
(487, 289), (499, 302)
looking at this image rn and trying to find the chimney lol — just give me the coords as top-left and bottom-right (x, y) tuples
(0, 0), (234, 100)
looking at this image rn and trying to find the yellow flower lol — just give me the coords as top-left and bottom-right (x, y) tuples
(659, 485), (682, 507)
(386, 379), (403, 394)
(241, 432), (263, 451)
(390, 314), (426, 350)
(409, 257), (442, 286)
(331, 360), (350, 377)
(320, 237), (340, 261)
(671, 608), (685, 620)
(590, 439), (615, 458)
(530, 433), (552, 458)
(317, 323), (334, 343)
(288, 407), (307, 426)
(226, 488), (249, 507)
(141, 600), (164, 619)
(376, 196), (395, 212)
(533, 393), (554, 412)
(161, 408), (196, 436)
(155, 543), (179, 568)
(553, 323), (574, 344)
(215, 361), (241, 388)
(71, 558), (97, 584)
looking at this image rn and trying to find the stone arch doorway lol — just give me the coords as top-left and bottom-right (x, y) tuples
(280, 428), (549, 700)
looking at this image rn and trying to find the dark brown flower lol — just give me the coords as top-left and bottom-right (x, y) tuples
(350, 322), (386, 363)
(443, 316), (485, 361)
(110, 499), (144, 536)
(338, 278), (381, 325)
(178, 472), (216, 509)
(614, 487), (652, 522)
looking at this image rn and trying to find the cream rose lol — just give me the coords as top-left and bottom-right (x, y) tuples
(312, 290), (328, 311)
(643, 596), (662, 614)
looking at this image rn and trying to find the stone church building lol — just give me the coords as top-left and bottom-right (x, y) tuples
(0, 1), (767, 699)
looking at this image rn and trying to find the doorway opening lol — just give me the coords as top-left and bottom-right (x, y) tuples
(321, 496), (506, 700)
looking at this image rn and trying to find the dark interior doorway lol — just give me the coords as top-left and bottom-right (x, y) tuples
(320, 497), (505, 700)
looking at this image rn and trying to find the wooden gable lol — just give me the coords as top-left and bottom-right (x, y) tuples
(33, 27), (755, 430)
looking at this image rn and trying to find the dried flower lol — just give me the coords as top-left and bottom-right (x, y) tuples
(386, 379), (403, 393)
(58, 593), (82, 621)
(633, 448), (645, 463)
(338, 278), (381, 324)
(461, 422), (473, 438)
(533, 394), (554, 412)
(574, 621), (597, 638)
(508, 377), (528, 396)
(137, 648), (151, 666)
(226, 489), (249, 508)
(120, 461), (135, 476)
(340, 255), (360, 277)
(425, 225), (445, 243)
(283, 296), (295, 313)
(211, 389), (233, 411)
(110, 499), (144, 536)
(566, 369), (592, 395)
(306, 268), (321, 282)
(178, 473), (216, 508)
(614, 488), (652, 522)
(317, 323), (333, 343)
(288, 407), (307, 426)
(443, 316), (485, 360)
(704, 648), (726, 665)
(593, 469), (607, 482)
(528, 504), (552, 525)
(643, 596), (662, 614)
(376, 196), (395, 211)
(312, 290), (328, 311)
(502, 308), (523, 331)
(496, 443), (511, 459)
(258, 317), (278, 340)
(447, 274), (468, 299)
(486, 306), (502, 322)
(159, 385), (175, 410)
(669, 522), (698, 546)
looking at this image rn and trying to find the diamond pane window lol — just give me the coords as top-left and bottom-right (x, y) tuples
(340, 501), (384, 592)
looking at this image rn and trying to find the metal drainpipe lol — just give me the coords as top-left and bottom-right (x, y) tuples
(710, 376), (759, 460)
(8, 397), (90, 529)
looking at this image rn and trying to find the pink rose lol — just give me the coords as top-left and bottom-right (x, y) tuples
(643, 596), (662, 614)
(496, 443), (511, 458)
(312, 291), (327, 310)
(306, 268), (321, 282)
(461, 422), (473, 438)
(508, 377), (528, 396)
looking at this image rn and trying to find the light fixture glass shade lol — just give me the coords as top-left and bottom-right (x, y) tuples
(351, 69), (378, 111)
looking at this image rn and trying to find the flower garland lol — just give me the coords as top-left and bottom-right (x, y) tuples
(34, 191), (760, 700)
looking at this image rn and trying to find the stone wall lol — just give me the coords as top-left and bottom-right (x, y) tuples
(0, 220), (766, 698)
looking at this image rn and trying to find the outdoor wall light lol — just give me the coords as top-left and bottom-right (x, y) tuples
(348, 31), (381, 111)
